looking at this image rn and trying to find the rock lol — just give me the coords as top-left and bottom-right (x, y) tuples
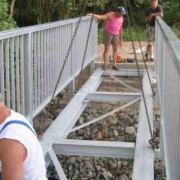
(69, 157), (76, 164)
(72, 172), (79, 180)
(125, 126), (136, 135)
(155, 165), (164, 174)
(88, 171), (93, 178)
(107, 116), (118, 125)
(120, 174), (129, 180)
(109, 160), (117, 169)
(133, 114), (139, 123)
(128, 111), (134, 118)
(95, 131), (103, 140)
(117, 161), (122, 168)
(97, 172), (112, 180)
(88, 109), (98, 114)
(78, 117), (84, 125)
(68, 132), (76, 139)
(68, 164), (73, 171)
(102, 128), (109, 138)
(154, 120), (160, 130)
(77, 129), (85, 136)
(95, 165), (101, 171)
(56, 108), (62, 114)
(114, 129), (119, 136)
(101, 104), (112, 111)
(85, 161), (93, 169)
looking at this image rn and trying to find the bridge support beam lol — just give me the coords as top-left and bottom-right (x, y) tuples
(54, 139), (135, 159)
(41, 69), (155, 179)
(132, 70), (154, 180)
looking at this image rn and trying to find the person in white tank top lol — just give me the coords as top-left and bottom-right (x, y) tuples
(0, 94), (47, 180)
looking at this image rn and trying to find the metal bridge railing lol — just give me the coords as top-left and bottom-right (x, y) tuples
(0, 17), (97, 121)
(155, 17), (180, 180)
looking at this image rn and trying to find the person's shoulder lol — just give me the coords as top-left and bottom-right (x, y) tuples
(10, 110), (27, 121)
(107, 12), (114, 16)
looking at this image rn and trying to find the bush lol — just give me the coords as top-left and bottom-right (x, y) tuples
(98, 26), (146, 44)
(123, 26), (146, 41)
(0, 1), (17, 31)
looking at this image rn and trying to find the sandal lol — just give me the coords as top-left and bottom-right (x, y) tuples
(112, 66), (119, 71)
(101, 65), (107, 70)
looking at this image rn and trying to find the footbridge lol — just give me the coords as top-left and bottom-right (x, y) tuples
(0, 16), (180, 180)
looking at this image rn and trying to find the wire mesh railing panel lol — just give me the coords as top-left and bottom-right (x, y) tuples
(155, 17), (180, 180)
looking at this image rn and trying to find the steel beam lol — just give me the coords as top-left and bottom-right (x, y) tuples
(53, 139), (135, 159)
(86, 92), (141, 102)
(132, 70), (154, 180)
(59, 97), (140, 137)
(41, 70), (104, 157)
(48, 148), (67, 180)
(102, 69), (143, 77)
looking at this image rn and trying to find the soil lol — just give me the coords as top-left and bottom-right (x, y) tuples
(97, 41), (148, 62)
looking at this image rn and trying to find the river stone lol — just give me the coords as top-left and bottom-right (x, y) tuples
(125, 126), (136, 135)
(120, 174), (129, 180)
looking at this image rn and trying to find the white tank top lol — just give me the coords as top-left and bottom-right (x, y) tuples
(0, 110), (47, 180)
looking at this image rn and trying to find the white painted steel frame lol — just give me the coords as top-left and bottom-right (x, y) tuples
(155, 17), (180, 180)
(0, 16), (97, 120)
(41, 70), (104, 159)
(40, 68), (156, 179)
(132, 70), (154, 180)
(59, 97), (140, 138)
(86, 92), (141, 102)
(103, 69), (143, 77)
(53, 139), (135, 159)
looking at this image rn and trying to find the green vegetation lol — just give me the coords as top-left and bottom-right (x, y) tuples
(0, 0), (179, 38)
(0, 1), (16, 31)
(98, 26), (146, 44)
(123, 26), (146, 41)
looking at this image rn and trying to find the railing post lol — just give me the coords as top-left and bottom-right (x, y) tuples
(24, 33), (33, 123)
(69, 22), (76, 99)
(0, 41), (4, 98)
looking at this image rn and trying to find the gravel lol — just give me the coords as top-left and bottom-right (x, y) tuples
(33, 52), (166, 180)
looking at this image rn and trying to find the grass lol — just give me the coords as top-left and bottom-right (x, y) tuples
(98, 26), (146, 44)
(171, 25), (180, 39)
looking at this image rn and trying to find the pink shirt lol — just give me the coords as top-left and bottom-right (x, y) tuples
(105, 12), (124, 35)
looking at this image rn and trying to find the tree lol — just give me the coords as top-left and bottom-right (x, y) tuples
(9, 0), (16, 18)
(0, 0), (16, 31)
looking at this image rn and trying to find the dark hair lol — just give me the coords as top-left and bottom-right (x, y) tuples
(116, 6), (126, 15)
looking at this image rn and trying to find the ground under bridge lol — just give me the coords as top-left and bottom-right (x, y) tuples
(0, 16), (180, 180)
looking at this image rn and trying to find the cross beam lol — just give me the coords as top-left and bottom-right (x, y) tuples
(53, 139), (135, 158)
(40, 68), (155, 179)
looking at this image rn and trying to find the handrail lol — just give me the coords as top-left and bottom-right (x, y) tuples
(0, 17), (90, 39)
(155, 17), (180, 180)
(0, 16), (97, 121)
